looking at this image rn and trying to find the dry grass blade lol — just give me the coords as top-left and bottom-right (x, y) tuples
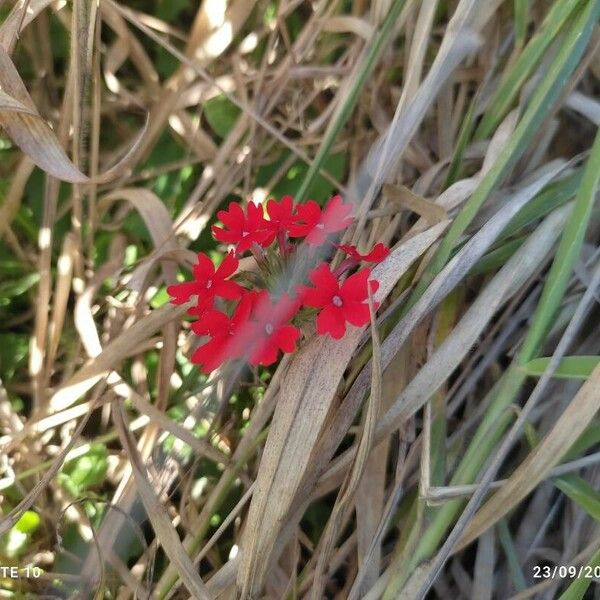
(366, 164), (565, 440)
(0, 157), (33, 239)
(236, 222), (447, 598)
(377, 203), (569, 434)
(310, 290), (383, 599)
(3, 0), (600, 596)
(354, 2), (481, 206)
(112, 402), (211, 600)
(458, 359), (600, 549)
(50, 302), (190, 411)
(383, 184), (448, 224)
(0, 45), (87, 182)
(0, 0), (55, 53)
(98, 187), (179, 289)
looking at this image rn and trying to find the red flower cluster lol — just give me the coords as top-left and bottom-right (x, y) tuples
(168, 195), (389, 373)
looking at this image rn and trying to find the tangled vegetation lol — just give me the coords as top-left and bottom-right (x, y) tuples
(1, 0), (600, 598)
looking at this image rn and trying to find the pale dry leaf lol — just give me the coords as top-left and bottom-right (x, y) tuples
(98, 188), (179, 291)
(323, 16), (374, 40)
(457, 360), (600, 549)
(236, 222), (448, 598)
(383, 184), (448, 224)
(113, 403), (211, 600)
(50, 302), (190, 411)
(377, 203), (570, 436)
(0, 0), (56, 53)
(0, 45), (88, 182)
(310, 289), (382, 599)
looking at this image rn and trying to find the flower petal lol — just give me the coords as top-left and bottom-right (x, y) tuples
(316, 305), (346, 339)
(191, 336), (228, 372)
(340, 268), (371, 301)
(247, 201), (265, 227)
(191, 310), (229, 336)
(322, 194), (354, 233)
(342, 301), (370, 327)
(250, 340), (279, 366)
(218, 202), (244, 229)
(301, 264), (338, 307)
(193, 252), (215, 280)
(167, 281), (201, 304)
(214, 279), (243, 300)
(212, 225), (240, 244)
(231, 291), (257, 326)
(215, 250), (238, 279)
(274, 325), (301, 353)
(365, 243), (390, 263)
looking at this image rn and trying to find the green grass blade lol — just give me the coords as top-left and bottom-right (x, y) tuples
(520, 356), (600, 379)
(519, 127), (600, 359)
(476, 0), (585, 140)
(295, 0), (406, 202)
(387, 45), (600, 594)
(497, 519), (527, 591)
(409, 0), (600, 307)
(554, 475), (600, 522)
(514, 0), (530, 50)
(558, 544), (600, 599)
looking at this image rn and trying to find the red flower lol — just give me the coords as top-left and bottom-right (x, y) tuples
(167, 251), (243, 309)
(301, 263), (379, 339)
(246, 291), (301, 366)
(212, 202), (275, 253)
(190, 292), (254, 373)
(289, 194), (354, 245)
(337, 242), (390, 264)
(265, 195), (296, 235)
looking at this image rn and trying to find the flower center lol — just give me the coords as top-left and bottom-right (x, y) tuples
(206, 279), (212, 289)
(242, 230), (249, 237)
(315, 223), (325, 230)
(265, 323), (274, 335)
(332, 295), (343, 307)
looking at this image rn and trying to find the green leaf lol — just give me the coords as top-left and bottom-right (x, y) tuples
(0, 272), (39, 299)
(552, 476), (600, 598)
(150, 286), (171, 309)
(554, 474), (600, 522)
(514, 0), (530, 49)
(14, 510), (40, 534)
(476, 0), (585, 140)
(564, 419), (600, 460)
(295, 0), (406, 201)
(412, 0), (600, 307)
(157, 0), (189, 21)
(558, 544), (600, 599)
(1, 511), (40, 558)
(60, 443), (108, 493)
(520, 356), (600, 379)
(0, 333), (28, 380)
(497, 519), (527, 591)
(256, 151), (347, 200)
(204, 95), (242, 138)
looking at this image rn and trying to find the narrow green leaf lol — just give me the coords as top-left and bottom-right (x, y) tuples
(295, 0), (406, 201)
(520, 356), (600, 379)
(514, 0), (530, 49)
(497, 519), (527, 591)
(558, 544), (600, 599)
(411, 0), (599, 307)
(554, 475), (600, 522)
(476, 0), (585, 140)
